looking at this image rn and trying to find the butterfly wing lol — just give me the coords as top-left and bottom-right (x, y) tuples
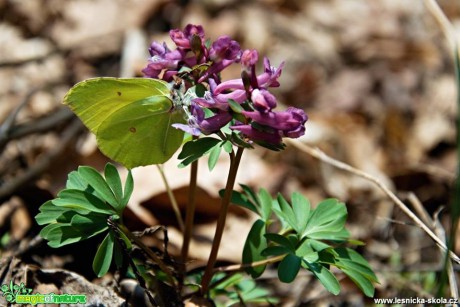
(63, 77), (170, 134)
(64, 77), (185, 168)
(97, 96), (184, 168)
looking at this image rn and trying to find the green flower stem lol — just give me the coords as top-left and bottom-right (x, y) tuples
(200, 147), (244, 294)
(157, 165), (184, 232)
(213, 254), (285, 274)
(180, 159), (198, 277)
(115, 222), (177, 287)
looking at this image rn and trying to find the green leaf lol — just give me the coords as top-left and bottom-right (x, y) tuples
(240, 184), (260, 207)
(276, 194), (297, 231)
(223, 190), (258, 214)
(291, 192), (310, 234)
(104, 163), (123, 205)
(194, 83), (207, 97)
(43, 223), (107, 248)
(230, 131), (254, 149)
(242, 219), (267, 278)
(335, 248), (378, 282)
(39, 223), (61, 239)
(104, 163), (132, 210)
(348, 239), (366, 246)
(261, 246), (289, 257)
(66, 171), (88, 190)
(178, 137), (221, 168)
(304, 262), (340, 295)
(112, 224), (133, 251)
(122, 170), (134, 207)
(257, 189), (272, 221)
(54, 189), (115, 215)
(264, 233), (295, 251)
(93, 232), (115, 277)
(341, 266), (375, 297)
(307, 228), (350, 241)
(305, 239), (331, 252)
(228, 99), (244, 113)
(222, 140), (233, 153)
(278, 254), (301, 283)
(35, 201), (72, 225)
(66, 170), (106, 201)
(208, 142), (222, 171)
(295, 239), (319, 261)
(303, 199), (348, 240)
(70, 214), (109, 234)
(64, 78), (184, 168)
(78, 166), (119, 209)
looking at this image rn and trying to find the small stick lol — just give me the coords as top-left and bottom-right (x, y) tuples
(157, 165), (184, 232)
(401, 192), (434, 229)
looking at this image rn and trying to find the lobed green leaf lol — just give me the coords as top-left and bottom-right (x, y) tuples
(276, 194), (297, 231)
(278, 254), (301, 283)
(35, 201), (76, 225)
(78, 166), (119, 209)
(257, 189), (273, 222)
(93, 232), (115, 277)
(208, 142), (222, 171)
(104, 163), (123, 205)
(264, 233), (296, 251)
(223, 190), (258, 215)
(54, 189), (115, 215)
(122, 170), (134, 207)
(291, 192), (310, 234)
(178, 137), (221, 168)
(304, 262), (340, 295)
(242, 219), (268, 278)
(261, 246), (289, 257)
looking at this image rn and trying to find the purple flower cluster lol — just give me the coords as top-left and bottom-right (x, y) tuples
(142, 24), (307, 147)
(143, 24), (241, 83)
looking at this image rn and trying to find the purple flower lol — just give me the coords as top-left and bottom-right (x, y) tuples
(231, 124), (282, 144)
(214, 78), (245, 94)
(199, 112), (233, 134)
(170, 24), (205, 49)
(241, 109), (306, 131)
(257, 57), (285, 88)
(241, 49), (259, 69)
(198, 36), (241, 82)
(142, 42), (183, 80)
(251, 89), (277, 112)
(194, 79), (246, 110)
(172, 103), (232, 135)
(280, 107), (308, 138)
(214, 56), (284, 93)
(232, 107), (307, 144)
(209, 36), (241, 63)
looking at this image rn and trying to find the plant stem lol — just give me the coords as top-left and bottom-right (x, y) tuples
(213, 254), (285, 273)
(200, 147), (244, 294)
(157, 165), (184, 232)
(180, 159), (198, 275)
